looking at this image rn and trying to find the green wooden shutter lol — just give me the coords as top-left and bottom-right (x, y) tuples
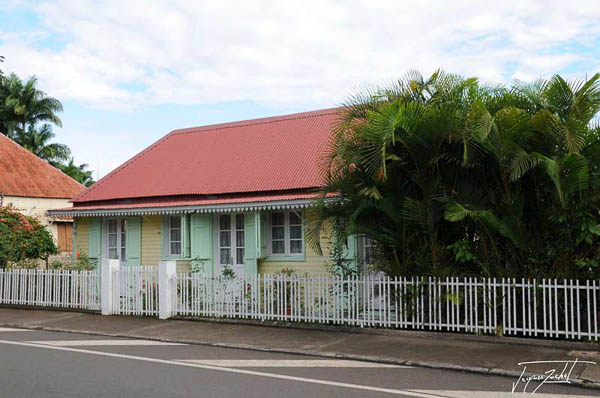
(257, 212), (268, 259)
(244, 211), (258, 274)
(88, 217), (102, 261)
(190, 213), (213, 275)
(183, 215), (191, 258)
(126, 216), (141, 266)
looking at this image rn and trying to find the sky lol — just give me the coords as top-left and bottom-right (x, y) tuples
(1, 0), (599, 178)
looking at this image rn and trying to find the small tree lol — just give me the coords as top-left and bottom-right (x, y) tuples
(0, 205), (57, 268)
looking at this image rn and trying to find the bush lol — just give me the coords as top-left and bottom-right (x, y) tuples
(73, 251), (97, 270)
(0, 205), (57, 268)
(311, 70), (600, 279)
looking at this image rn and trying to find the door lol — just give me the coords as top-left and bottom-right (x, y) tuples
(215, 213), (245, 277)
(107, 218), (127, 266)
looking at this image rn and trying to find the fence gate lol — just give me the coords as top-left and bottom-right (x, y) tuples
(112, 266), (158, 316)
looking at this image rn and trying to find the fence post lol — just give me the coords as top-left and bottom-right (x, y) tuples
(101, 259), (120, 315)
(158, 261), (177, 319)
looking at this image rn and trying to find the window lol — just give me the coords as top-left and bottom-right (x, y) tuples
(235, 214), (245, 265)
(107, 218), (126, 261)
(168, 216), (182, 256)
(271, 212), (285, 254)
(218, 214), (244, 265)
(359, 235), (376, 265)
(289, 212), (302, 254)
(219, 214), (231, 264)
(269, 211), (303, 256)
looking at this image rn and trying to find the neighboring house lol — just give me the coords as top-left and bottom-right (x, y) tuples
(0, 134), (85, 256)
(48, 109), (365, 275)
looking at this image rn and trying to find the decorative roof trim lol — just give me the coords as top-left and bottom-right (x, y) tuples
(47, 198), (334, 218)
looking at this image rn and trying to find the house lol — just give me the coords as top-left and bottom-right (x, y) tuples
(48, 109), (365, 275)
(0, 134), (85, 257)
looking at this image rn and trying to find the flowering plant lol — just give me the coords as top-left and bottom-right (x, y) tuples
(0, 205), (57, 268)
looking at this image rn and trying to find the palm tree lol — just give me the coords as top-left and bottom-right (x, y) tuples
(1, 73), (63, 138)
(13, 124), (71, 165)
(57, 157), (95, 187)
(309, 70), (600, 279)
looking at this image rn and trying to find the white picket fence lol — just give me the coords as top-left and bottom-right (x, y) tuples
(173, 274), (600, 341)
(0, 269), (100, 311)
(112, 265), (159, 316)
(1, 265), (599, 342)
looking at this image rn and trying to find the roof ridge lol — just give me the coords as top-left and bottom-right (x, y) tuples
(170, 108), (339, 136)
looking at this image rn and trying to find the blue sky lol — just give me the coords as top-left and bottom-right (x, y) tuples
(1, 0), (599, 178)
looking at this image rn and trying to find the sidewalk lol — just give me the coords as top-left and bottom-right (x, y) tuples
(1, 307), (599, 390)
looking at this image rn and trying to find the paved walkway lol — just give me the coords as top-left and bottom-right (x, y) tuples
(1, 307), (599, 390)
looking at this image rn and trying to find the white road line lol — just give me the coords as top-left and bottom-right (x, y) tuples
(27, 339), (186, 346)
(0, 338), (446, 397)
(177, 359), (409, 368)
(0, 327), (33, 332)
(0, 339), (589, 398)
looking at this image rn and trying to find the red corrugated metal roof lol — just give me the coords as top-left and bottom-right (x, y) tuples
(0, 134), (85, 199)
(73, 108), (338, 204)
(55, 191), (330, 212)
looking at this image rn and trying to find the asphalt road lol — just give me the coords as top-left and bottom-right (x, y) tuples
(0, 327), (597, 398)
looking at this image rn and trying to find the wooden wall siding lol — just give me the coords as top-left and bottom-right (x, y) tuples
(140, 215), (190, 272)
(74, 217), (89, 255)
(176, 261), (191, 273)
(259, 250), (330, 274)
(141, 215), (162, 266)
(259, 217), (332, 274)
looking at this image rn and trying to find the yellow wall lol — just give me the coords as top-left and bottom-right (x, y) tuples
(74, 217), (89, 255)
(140, 215), (190, 271)
(258, 218), (332, 275)
(140, 215), (162, 266)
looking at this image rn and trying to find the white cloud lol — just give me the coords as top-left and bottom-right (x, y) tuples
(1, 0), (599, 111)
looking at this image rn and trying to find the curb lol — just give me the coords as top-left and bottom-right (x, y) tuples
(2, 321), (599, 392)
(174, 315), (600, 351)
(4, 304), (599, 350)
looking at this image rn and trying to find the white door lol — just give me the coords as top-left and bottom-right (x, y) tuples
(215, 214), (245, 277)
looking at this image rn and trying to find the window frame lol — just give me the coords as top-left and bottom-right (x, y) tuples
(104, 217), (127, 263)
(267, 210), (304, 258)
(216, 213), (245, 266)
(358, 235), (376, 265)
(234, 214), (245, 265)
(166, 215), (183, 258)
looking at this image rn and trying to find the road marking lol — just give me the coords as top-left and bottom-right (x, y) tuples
(177, 359), (408, 368)
(27, 339), (185, 346)
(0, 327), (33, 332)
(0, 339), (588, 398)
